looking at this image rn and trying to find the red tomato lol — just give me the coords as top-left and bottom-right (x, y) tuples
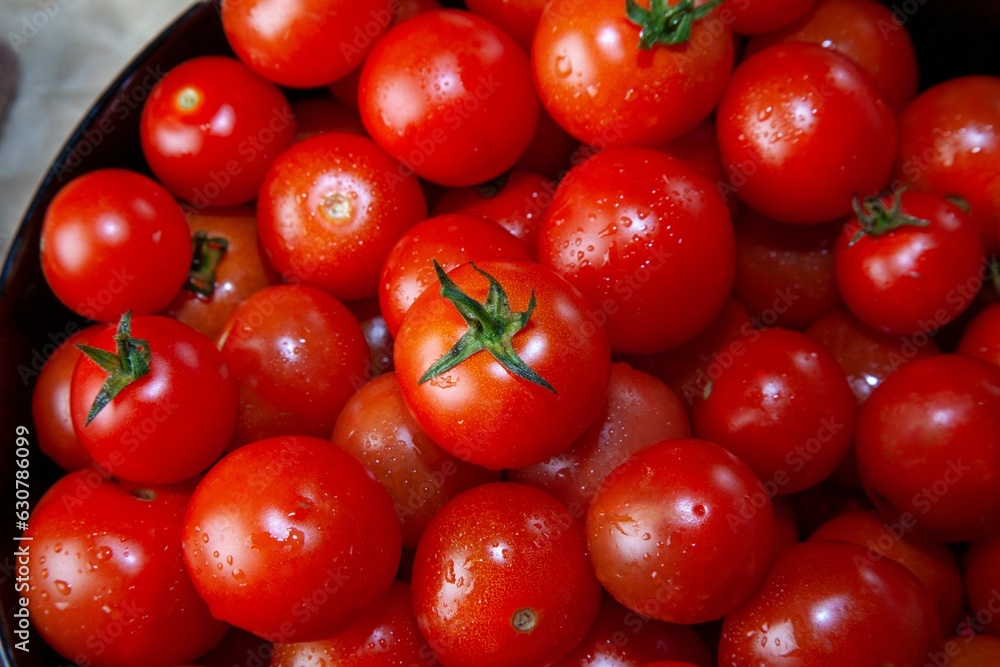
(805, 307), (941, 404)
(379, 213), (532, 337)
(345, 296), (396, 381)
(465, 0), (547, 50)
(692, 328), (857, 495)
(719, 541), (941, 666)
(855, 355), (1000, 542)
(809, 509), (963, 634)
(221, 0), (394, 87)
(508, 362), (690, 515)
(257, 132), (427, 301)
(896, 75), (1000, 253)
(959, 303), (1000, 369)
(835, 192), (985, 335)
(625, 298), (752, 411)
(658, 118), (739, 216)
(70, 313), (237, 484)
(291, 98), (366, 141)
(432, 170), (554, 257)
(394, 260), (611, 470)
(269, 582), (436, 666)
(587, 438), (775, 624)
(216, 285), (370, 448)
(31, 326), (101, 472)
(164, 206), (278, 340)
(538, 148), (735, 354)
(331, 372), (501, 548)
(716, 43), (896, 224)
(358, 10), (539, 187)
(551, 595), (711, 667)
(733, 208), (842, 329)
(965, 531), (1000, 637)
(40, 169), (191, 321)
(533, 0), (734, 147)
(182, 436), (402, 642)
(140, 56), (295, 207)
(724, 0), (815, 34)
(746, 0), (919, 110)
(411, 482), (602, 667)
(26, 473), (228, 667)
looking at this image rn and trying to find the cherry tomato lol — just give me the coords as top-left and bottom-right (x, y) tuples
(719, 541), (941, 666)
(221, 0), (394, 88)
(26, 473), (228, 667)
(855, 354), (1000, 542)
(70, 313), (237, 484)
(896, 75), (1000, 253)
(587, 438), (775, 624)
(717, 43), (896, 224)
(658, 118), (739, 216)
(359, 10), (539, 187)
(805, 307), (941, 404)
(140, 56), (295, 207)
(31, 325), (101, 471)
(270, 582), (436, 666)
(165, 206), (278, 340)
(40, 169), (191, 321)
(331, 372), (501, 548)
(182, 436), (402, 642)
(432, 170), (554, 257)
(551, 595), (711, 667)
(746, 0), (919, 110)
(724, 0), (815, 34)
(533, 0), (734, 147)
(692, 328), (857, 495)
(508, 362), (690, 515)
(395, 260), (611, 470)
(257, 132), (427, 301)
(733, 208), (841, 329)
(345, 296), (396, 381)
(809, 509), (963, 634)
(835, 191), (985, 335)
(538, 147), (735, 354)
(379, 213), (532, 337)
(411, 482), (602, 667)
(216, 285), (370, 448)
(964, 531), (1000, 637)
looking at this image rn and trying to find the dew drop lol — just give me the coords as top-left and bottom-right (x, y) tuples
(554, 54), (572, 78)
(54, 580), (72, 596)
(95, 546), (112, 561)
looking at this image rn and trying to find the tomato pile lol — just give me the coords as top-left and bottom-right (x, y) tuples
(21, 0), (1000, 665)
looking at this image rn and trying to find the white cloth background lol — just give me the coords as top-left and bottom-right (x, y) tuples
(0, 0), (195, 263)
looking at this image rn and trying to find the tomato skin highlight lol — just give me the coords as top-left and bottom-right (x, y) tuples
(717, 43), (896, 224)
(182, 436), (402, 642)
(395, 260), (611, 470)
(587, 438), (776, 625)
(411, 482), (602, 667)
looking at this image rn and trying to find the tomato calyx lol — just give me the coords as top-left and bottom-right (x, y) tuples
(76, 311), (152, 425)
(419, 260), (556, 393)
(625, 0), (724, 49)
(184, 231), (229, 298)
(847, 191), (929, 247)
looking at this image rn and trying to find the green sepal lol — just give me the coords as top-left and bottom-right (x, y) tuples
(419, 260), (556, 393)
(75, 311), (152, 425)
(847, 190), (930, 247)
(625, 0), (725, 50)
(184, 231), (229, 298)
